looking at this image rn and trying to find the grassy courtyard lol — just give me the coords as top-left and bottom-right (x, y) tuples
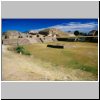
(23, 41), (98, 81)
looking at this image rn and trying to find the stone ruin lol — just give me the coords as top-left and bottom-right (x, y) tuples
(2, 29), (58, 45)
(2, 28), (97, 45)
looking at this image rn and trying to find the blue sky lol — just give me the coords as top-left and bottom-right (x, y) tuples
(2, 19), (98, 33)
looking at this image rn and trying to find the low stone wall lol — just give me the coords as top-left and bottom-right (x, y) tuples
(2, 38), (30, 45)
(27, 37), (42, 43)
(2, 39), (18, 45)
(2, 36), (58, 45)
(40, 37), (57, 43)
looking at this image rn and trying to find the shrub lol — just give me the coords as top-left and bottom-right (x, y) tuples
(16, 46), (24, 53)
(15, 46), (31, 56)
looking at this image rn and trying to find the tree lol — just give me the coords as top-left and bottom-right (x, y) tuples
(74, 31), (80, 36)
(74, 31), (80, 42)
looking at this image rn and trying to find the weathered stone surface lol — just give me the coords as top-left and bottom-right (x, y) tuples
(2, 28), (59, 45)
(88, 30), (98, 36)
(1, 28), (76, 45)
(39, 28), (65, 37)
(2, 38), (30, 45)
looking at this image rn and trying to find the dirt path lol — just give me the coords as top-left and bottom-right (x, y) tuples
(2, 45), (71, 81)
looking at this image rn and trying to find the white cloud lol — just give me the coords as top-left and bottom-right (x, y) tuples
(49, 22), (98, 32)
(33, 22), (98, 33)
(30, 28), (46, 32)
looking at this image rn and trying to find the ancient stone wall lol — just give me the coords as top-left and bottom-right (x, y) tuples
(2, 38), (30, 45)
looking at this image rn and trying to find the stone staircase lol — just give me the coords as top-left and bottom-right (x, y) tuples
(18, 38), (30, 45)
(27, 37), (42, 43)
(39, 37), (57, 43)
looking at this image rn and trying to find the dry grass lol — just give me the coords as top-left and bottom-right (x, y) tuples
(2, 42), (98, 81)
(23, 42), (98, 80)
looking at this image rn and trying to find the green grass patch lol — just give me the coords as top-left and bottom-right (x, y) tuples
(80, 65), (98, 75)
(16, 46), (31, 56)
(68, 60), (98, 75)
